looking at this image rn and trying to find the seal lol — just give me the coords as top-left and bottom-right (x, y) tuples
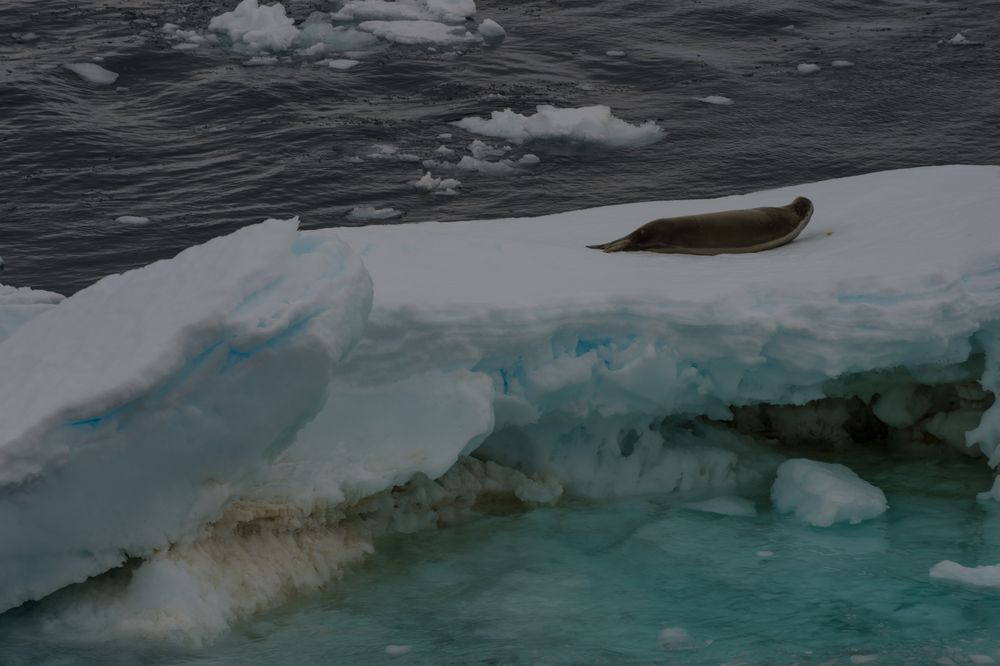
(587, 197), (814, 254)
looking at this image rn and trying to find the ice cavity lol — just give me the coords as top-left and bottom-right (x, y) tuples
(0, 219), (373, 614)
(453, 104), (665, 148)
(771, 459), (887, 527)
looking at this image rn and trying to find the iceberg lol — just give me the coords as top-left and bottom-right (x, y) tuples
(2, 165), (1000, 643)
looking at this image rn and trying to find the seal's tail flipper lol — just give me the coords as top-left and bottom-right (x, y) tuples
(587, 236), (632, 252)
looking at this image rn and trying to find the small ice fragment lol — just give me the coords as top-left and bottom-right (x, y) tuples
(414, 172), (460, 195)
(478, 18), (505, 40)
(930, 560), (1000, 589)
(606, 49), (626, 57)
(243, 56), (278, 66)
(162, 22), (179, 32)
(771, 459), (887, 527)
(435, 145), (455, 156)
(385, 645), (412, 657)
(851, 656), (878, 664)
(832, 59), (854, 68)
(695, 95), (734, 105)
(756, 550), (775, 558)
(325, 58), (360, 70)
(518, 153), (540, 165)
(63, 63), (119, 85)
(969, 657), (996, 665)
(947, 32), (969, 45)
(173, 43), (200, 50)
(437, 133), (452, 139)
(115, 215), (151, 225)
(18, 32), (39, 42)
(657, 627), (696, 651)
(347, 207), (403, 221)
(781, 24), (796, 31)
(797, 63), (820, 74)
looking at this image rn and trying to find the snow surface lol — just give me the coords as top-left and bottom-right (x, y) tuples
(0, 285), (64, 342)
(771, 459), (887, 527)
(4, 165), (1000, 639)
(453, 105), (664, 147)
(62, 63), (118, 85)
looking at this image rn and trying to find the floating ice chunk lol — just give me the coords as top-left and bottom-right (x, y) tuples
(243, 55), (279, 65)
(414, 171), (460, 195)
(518, 153), (540, 165)
(781, 24), (796, 31)
(14, 32), (39, 42)
(162, 22), (180, 32)
(435, 145), (455, 156)
(478, 18), (505, 40)
(468, 139), (508, 159)
(453, 104), (664, 148)
(323, 58), (360, 69)
(683, 496), (757, 517)
(946, 32), (970, 45)
(797, 63), (820, 74)
(454, 155), (517, 175)
(851, 656), (878, 664)
(173, 42), (201, 50)
(970, 656), (996, 665)
(695, 95), (733, 105)
(333, 0), (475, 23)
(437, 132), (452, 139)
(208, 0), (300, 51)
(657, 627), (696, 651)
(930, 560), (1000, 590)
(771, 459), (887, 527)
(832, 59), (854, 68)
(346, 206), (403, 221)
(757, 550), (775, 558)
(357, 19), (480, 45)
(114, 215), (151, 225)
(606, 49), (626, 57)
(62, 63), (119, 85)
(386, 644), (413, 657)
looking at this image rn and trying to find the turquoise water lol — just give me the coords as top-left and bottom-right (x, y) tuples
(4, 456), (1000, 665)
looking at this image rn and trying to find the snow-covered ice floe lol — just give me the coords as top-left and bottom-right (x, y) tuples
(62, 63), (119, 85)
(167, 0), (505, 57)
(3, 165), (1000, 642)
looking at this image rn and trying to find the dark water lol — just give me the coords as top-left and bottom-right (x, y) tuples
(2, 0), (998, 294)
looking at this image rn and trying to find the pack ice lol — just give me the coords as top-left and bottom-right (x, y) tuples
(2, 165), (1000, 639)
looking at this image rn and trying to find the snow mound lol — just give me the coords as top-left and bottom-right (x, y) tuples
(453, 104), (664, 147)
(62, 63), (118, 85)
(930, 560), (1000, 589)
(0, 219), (373, 614)
(771, 459), (887, 527)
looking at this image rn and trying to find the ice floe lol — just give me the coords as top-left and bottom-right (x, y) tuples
(62, 63), (119, 85)
(695, 95), (734, 105)
(453, 104), (664, 147)
(346, 206), (403, 221)
(797, 63), (821, 74)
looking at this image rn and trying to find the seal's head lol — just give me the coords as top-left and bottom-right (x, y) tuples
(789, 196), (813, 220)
